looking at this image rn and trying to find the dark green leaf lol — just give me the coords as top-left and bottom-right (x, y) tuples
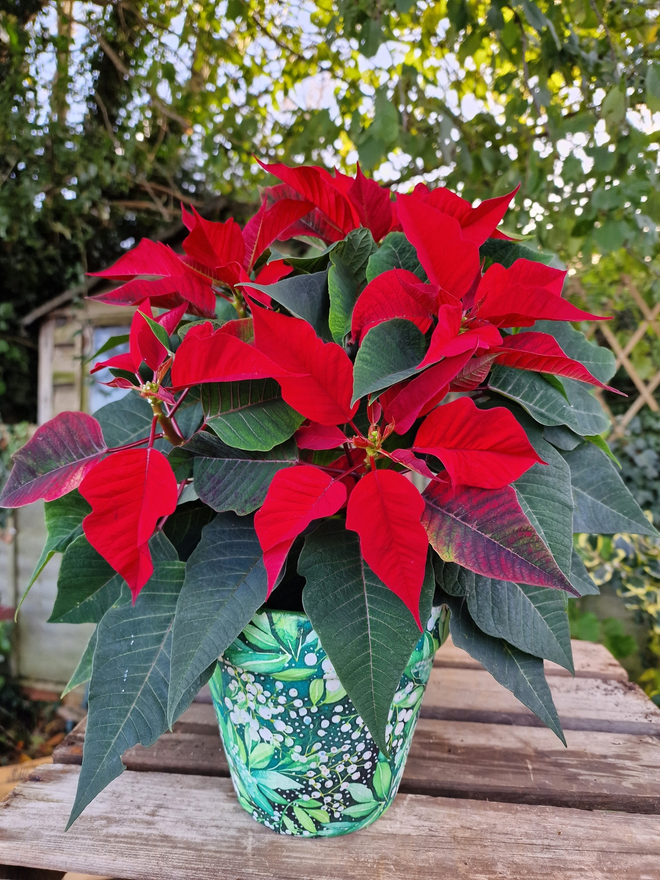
(61, 628), (98, 697)
(488, 366), (610, 435)
(84, 334), (129, 365)
(569, 549), (600, 596)
(203, 379), (304, 452)
(300, 521), (434, 753)
(563, 443), (659, 537)
(543, 425), (582, 451)
(439, 589), (565, 742)
(366, 232), (426, 283)
(352, 319), (426, 404)
(241, 271), (330, 339)
(532, 320), (616, 384)
(95, 394), (162, 449)
(173, 389), (204, 440)
(163, 501), (216, 562)
(328, 228), (377, 343)
(138, 310), (171, 350)
(168, 512), (268, 723)
(67, 535), (186, 828)
(479, 238), (555, 269)
(49, 534), (125, 624)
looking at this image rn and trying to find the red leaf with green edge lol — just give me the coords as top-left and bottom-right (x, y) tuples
(242, 198), (313, 271)
(170, 322), (293, 388)
(413, 397), (543, 489)
(259, 160), (359, 238)
(449, 353), (499, 392)
(346, 165), (392, 241)
(182, 209), (245, 270)
(79, 448), (178, 600)
(381, 350), (473, 434)
(254, 465), (347, 592)
(418, 185), (519, 246)
(157, 302), (189, 336)
(0, 413), (107, 508)
(351, 269), (434, 344)
(422, 476), (577, 594)
(387, 448), (436, 480)
(133, 305), (168, 371)
(396, 195), (481, 297)
(492, 331), (618, 391)
(477, 261), (606, 327)
(295, 423), (347, 450)
(251, 305), (358, 426)
(346, 469), (428, 627)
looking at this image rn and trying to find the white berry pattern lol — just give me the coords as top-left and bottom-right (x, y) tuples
(210, 606), (447, 836)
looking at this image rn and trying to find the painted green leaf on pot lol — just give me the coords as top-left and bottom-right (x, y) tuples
(203, 379), (304, 452)
(514, 433), (574, 577)
(67, 535), (202, 828)
(488, 366), (609, 436)
(49, 534), (125, 624)
(328, 227), (377, 343)
(366, 232), (426, 283)
(422, 480), (576, 593)
(168, 512), (268, 724)
(563, 443), (659, 537)
(439, 588), (565, 743)
(244, 271), (330, 339)
(372, 760), (392, 799)
(299, 520), (434, 753)
(352, 319), (426, 404)
(20, 490), (90, 612)
(532, 320), (616, 384)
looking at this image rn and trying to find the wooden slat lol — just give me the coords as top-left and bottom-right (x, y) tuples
(434, 637), (628, 682)
(2, 764), (660, 880)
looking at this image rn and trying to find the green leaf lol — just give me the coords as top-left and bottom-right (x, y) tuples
(543, 425), (582, 451)
(84, 334), (129, 365)
(171, 431), (297, 515)
(646, 63), (660, 113)
(240, 271), (330, 339)
(479, 238), (554, 269)
(488, 366), (609, 435)
(137, 310), (171, 350)
(95, 394), (159, 449)
(366, 232), (426, 283)
(61, 628), (98, 698)
(438, 589), (565, 742)
(300, 521), (434, 753)
(563, 444), (659, 537)
(293, 803), (318, 832)
(601, 87), (626, 130)
(347, 782), (376, 804)
(584, 434), (620, 467)
(569, 549), (600, 597)
(372, 760), (392, 799)
(328, 228), (377, 343)
(514, 434), (574, 576)
(162, 501), (216, 562)
(203, 379), (304, 452)
(309, 678), (324, 706)
(352, 319), (425, 404)
(49, 534), (125, 624)
(168, 512), (268, 724)
(532, 321), (616, 384)
(67, 536), (189, 828)
(21, 490), (90, 613)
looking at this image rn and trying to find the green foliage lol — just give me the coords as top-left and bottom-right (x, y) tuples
(352, 319), (426, 402)
(610, 410), (660, 517)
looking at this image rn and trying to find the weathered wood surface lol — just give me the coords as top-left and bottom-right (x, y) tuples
(3, 765), (660, 880)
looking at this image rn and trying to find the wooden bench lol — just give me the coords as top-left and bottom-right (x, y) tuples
(2, 638), (660, 879)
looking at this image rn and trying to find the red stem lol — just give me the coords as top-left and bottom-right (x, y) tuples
(106, 433), (164, 454)
(168, 387), (190, 419)
(147, 416), (158, 449)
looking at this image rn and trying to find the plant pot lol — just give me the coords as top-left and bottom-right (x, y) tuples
(210, 605), (448, 837)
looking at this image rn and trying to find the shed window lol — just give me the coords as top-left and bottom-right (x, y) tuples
(89, 326), (131, 413)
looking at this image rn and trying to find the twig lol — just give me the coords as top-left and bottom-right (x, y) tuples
(94, 90), (121, 151)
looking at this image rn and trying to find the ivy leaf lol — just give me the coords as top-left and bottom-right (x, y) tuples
(352, 319), (426, 403)
(439, 588), (565, 743)
(0, 413), (106, 507)
(300, 521), (434, 753)
(49, 535), (125, 624)
(366, 232), (426, 283)
(327, 227), (377, 343)
(563, 444), (659, 537)
(203, 379), (304, 452)
(168, 513), (268, 724)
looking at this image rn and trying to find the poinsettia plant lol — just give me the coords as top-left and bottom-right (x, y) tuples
(2, 160), (657, 827)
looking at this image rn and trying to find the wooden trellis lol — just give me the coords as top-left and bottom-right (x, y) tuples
(571, 275), (660, 440)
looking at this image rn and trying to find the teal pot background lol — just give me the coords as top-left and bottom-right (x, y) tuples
(210, 605), (448, 837)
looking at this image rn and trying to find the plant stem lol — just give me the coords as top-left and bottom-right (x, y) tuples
(106, 434), (164, 454)
(151, 400), (185, 446)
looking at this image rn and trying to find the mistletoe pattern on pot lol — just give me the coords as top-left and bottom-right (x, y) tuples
(210, 606), (447, 837)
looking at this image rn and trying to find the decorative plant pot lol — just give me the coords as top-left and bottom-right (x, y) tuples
(210, 605), (447, 837)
